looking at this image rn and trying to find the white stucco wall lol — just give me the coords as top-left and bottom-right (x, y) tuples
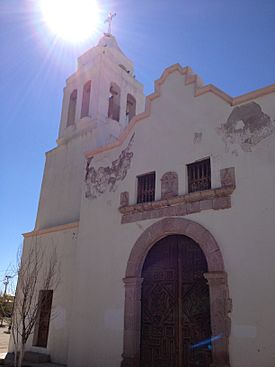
(66, 70), (275, 367)
(10, 226), (77, 365)
(20, 39), (275, 366)
(36, 36), (145, 231)
(35, 137), (91, 229)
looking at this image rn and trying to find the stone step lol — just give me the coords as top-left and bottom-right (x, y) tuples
(2, 352), (66, 367)
(24, 352), (51, 364)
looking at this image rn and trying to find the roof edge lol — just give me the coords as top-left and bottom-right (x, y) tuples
(23, 221), (79, 238)
(85, 63), (275, 159)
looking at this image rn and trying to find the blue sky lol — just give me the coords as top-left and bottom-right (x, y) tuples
(0, 0), (274, 291)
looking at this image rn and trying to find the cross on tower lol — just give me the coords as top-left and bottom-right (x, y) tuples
(104, 12), (116, 35)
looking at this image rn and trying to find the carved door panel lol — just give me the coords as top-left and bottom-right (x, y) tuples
(140, 236), (179, 367)
(140, 235), (212, 367)
(180, 237), (212, 367)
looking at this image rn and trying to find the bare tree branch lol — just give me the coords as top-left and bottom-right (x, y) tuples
(11, 239), (59, 367)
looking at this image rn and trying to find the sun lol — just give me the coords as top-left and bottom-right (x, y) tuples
(39, 0), (100, 43)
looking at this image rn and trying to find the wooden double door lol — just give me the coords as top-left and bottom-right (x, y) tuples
(140, 235), (212, 367)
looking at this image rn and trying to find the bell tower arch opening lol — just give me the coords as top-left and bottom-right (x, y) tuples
(58, 33), (145, 145)
(67, 89), (77, 127)
(122, 218), (231, 367)
(81, 80), (91, 118)
(126, 93), (136, 123)
(108, 82), (121, 122)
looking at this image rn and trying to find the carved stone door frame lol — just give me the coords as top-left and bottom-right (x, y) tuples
(121, 217), (231, 367)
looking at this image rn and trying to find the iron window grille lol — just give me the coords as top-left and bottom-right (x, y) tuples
(137, 172), (156, 203)
(187, 158), (211, 193)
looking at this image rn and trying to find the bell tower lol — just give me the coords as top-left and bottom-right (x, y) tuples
(57, 32), (145, 147)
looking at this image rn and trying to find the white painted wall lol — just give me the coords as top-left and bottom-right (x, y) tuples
(36, 35), (145, 230)
(67, 71), (275, 367)
(9, 227), (77, 365)
(19, 39), (275, 367)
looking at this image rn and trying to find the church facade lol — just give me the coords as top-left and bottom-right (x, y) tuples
(16, 33), (275, 367)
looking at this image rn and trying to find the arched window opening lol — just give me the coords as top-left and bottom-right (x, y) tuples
(126, 93), (136, 123)
(81, 81), (91, 118)
(67, 89), (77, 126)
(108, 83), (120, 122)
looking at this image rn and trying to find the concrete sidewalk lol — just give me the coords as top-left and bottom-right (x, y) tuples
(0, 326), (65, 367)
(2, 354), (66, 367)
(0, 324), (10, 360)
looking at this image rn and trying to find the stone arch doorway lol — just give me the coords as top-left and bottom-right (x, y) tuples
(122, 218), (231, 367)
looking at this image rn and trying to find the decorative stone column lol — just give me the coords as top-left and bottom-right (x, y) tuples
(204, 272), (231, 367)
(121, 277), (143, 367)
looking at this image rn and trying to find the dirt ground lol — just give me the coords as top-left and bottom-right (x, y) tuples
(0, 323), (10, 359)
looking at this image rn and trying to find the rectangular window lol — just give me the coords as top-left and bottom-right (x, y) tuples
(187, 158), (211, 193)
(33, 290), (53, 348)
(137, 172), (156, 203)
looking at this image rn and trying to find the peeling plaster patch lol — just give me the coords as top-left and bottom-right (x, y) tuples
(217, 102), (275, 152)
(136, 222), (145, 231)
(104, 309), (123, 331)
(85, 134), (135, 198)
(52, 306), (66, 330)
(232, 325), (257, 338)
(235, 120), (245, 130)
(194, 132), (202, 144)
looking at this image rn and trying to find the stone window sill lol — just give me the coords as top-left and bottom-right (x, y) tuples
(119, 185), (235, 224)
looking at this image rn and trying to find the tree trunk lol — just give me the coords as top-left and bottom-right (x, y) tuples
(13, 345), (18, 367)
(18, 344), (25, 367)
